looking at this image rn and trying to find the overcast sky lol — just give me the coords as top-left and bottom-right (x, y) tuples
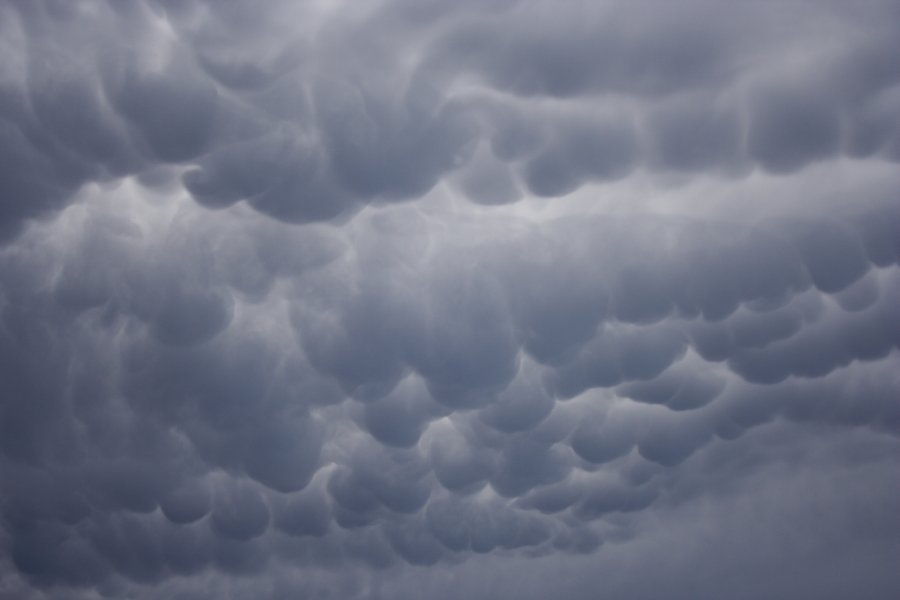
(1, 1), (899, 598)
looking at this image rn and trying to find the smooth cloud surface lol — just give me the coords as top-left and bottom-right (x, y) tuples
(1, 1), (899, 599)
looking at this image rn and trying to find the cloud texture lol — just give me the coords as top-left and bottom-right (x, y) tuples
(0, 1), (899, 598)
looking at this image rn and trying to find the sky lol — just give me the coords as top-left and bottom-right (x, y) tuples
(0, 0), (899, 598)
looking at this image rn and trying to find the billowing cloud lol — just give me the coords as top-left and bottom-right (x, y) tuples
(1, 1), (899, 599)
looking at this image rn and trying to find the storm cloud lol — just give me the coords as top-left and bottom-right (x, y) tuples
(1, 1), (898, 598)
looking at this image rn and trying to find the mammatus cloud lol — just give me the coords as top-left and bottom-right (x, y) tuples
(0, 1), (898, 598)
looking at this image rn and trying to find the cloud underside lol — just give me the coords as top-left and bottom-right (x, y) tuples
(0, 1), (898, 599)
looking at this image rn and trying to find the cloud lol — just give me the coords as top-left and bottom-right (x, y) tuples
(1, 1), (899, 599)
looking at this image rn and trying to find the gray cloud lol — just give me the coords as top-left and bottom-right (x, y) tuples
(1, 0), (899, 599)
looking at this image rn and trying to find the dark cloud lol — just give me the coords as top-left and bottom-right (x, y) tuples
(1, 0), (899, 599)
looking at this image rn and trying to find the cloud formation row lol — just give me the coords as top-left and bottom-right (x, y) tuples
(2, 0), (899, 237)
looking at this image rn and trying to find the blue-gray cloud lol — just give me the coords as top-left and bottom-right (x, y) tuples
(1, 1), (899, 599)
